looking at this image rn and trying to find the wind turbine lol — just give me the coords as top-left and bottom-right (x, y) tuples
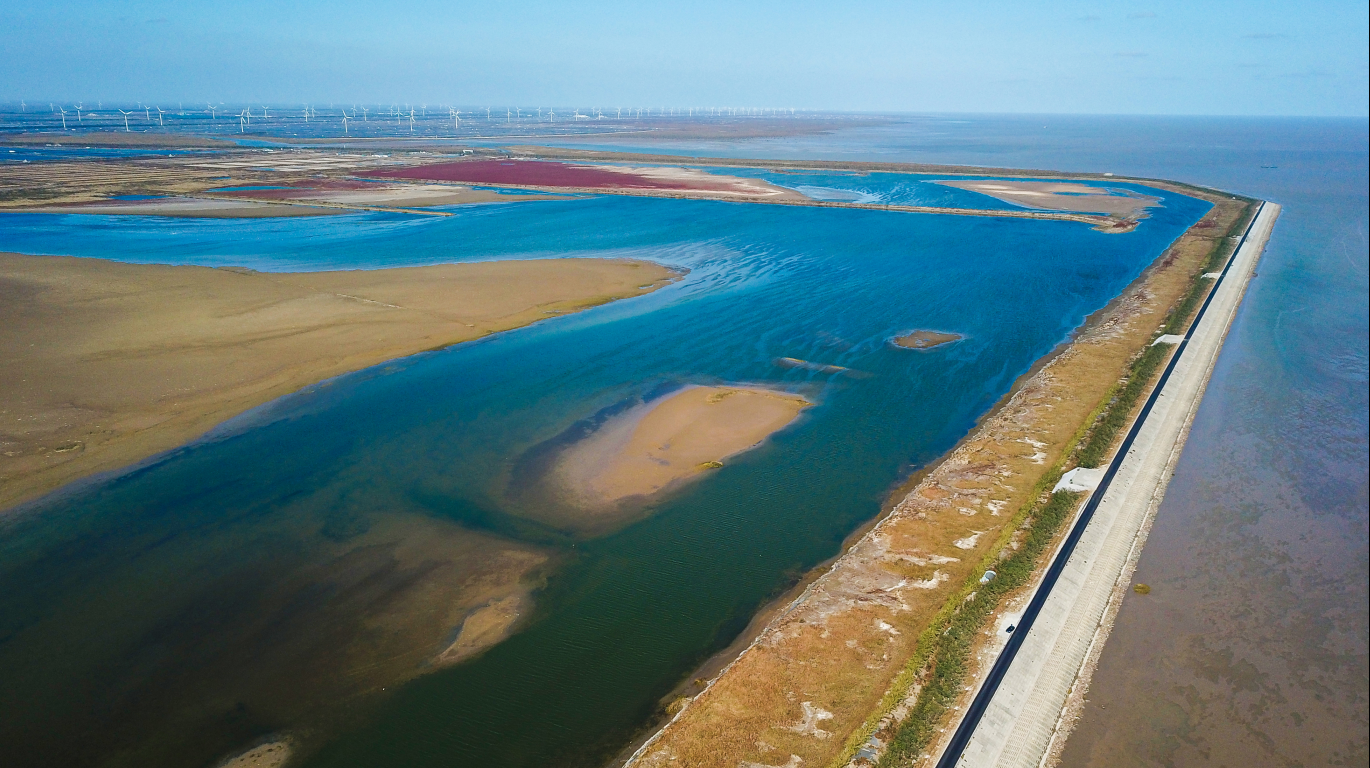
(75, 104), (83, 122)
(239, 109), (248, 133)
(58, 107), (67, 129)
(208, 104), (217, 120)
(156, 107), (164, 126)
(360, 106), (369, 122)
(450, 108), (460, 130)
(303, 106), (309, 122)
(118, 109), (132, 131)
(409, 108), (416, 133)
(341, 111), (350, 135)
(144, 105), (151, 121)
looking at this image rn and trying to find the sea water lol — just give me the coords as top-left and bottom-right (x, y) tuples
(0, 179), (1208, 767)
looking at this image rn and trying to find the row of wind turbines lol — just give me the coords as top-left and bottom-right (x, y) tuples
(29, 102), (806, 136)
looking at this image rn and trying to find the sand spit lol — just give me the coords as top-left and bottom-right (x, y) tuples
(892, 331), (964, 350)
(215, 739), (293, 768)
(0, 253), (679, 512)
(367, 158), (806, 201)
(20, 196), (336, 217)
(437, 593), (529, 666)
(555, 386), (810, 511)
(9, 185), (555, 218)
(936, 180), (1161, 219)
(776, 357), (850, 374)
(628, 190), (1250, 768)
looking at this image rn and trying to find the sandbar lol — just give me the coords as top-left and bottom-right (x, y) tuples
(555, 385), (810, 510)
(367, 159), (805, 200)
(936, 179), (1161, 218)
(892, 330), (964, 349)
(0, 253), (678, 511)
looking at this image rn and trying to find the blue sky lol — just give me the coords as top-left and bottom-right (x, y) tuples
(2, 0), (1366, 115)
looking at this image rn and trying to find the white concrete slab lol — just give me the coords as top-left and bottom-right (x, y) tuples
(1052, 467), (1105, 493)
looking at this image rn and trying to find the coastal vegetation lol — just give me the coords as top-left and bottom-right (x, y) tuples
(878, 486), (1082, 766)
(865, 197), (1260, 767)
(1077, 201), (1255, 469)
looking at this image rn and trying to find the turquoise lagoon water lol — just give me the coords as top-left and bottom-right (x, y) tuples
(0, 188), (1210, 767)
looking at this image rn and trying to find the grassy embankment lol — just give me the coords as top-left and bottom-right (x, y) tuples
(862, 198), (1257, 767)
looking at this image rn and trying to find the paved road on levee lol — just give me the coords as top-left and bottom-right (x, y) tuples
(934, 202), (1279, 768)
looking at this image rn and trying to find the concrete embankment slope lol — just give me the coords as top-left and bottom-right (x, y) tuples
(949, 202), (1280, 768)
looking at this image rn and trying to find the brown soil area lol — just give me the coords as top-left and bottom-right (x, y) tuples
(0, 253), (678, 512)
(630, 190), (1250, 768)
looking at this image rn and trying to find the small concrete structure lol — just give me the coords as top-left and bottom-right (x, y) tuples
(1151, 334), (1185, 346)
(1052, 467), (1105, 494)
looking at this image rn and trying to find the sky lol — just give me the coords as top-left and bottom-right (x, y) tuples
(2, 0), (1366, 115)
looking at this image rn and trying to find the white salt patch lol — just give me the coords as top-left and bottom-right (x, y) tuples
(953, 532), (984, 550)
(786, 702), (834, 739)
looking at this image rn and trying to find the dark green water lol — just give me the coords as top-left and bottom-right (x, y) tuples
(0, 190), (1209, 767)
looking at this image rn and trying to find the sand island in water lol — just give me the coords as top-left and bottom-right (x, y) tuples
(893, 330), (964, 349)
(555, 386), (810, 511)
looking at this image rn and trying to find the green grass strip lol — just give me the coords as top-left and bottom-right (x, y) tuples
(1074, 342), (1170, 469)
(876, 489), (1080, 767)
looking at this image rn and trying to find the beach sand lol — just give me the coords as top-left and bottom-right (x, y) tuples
(555, 385), (810, 511)
(0, 253), (678, 512)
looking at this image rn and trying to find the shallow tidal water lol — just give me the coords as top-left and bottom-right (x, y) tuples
(562, 115), (1368, 767)
(0, 178), (1208, 767)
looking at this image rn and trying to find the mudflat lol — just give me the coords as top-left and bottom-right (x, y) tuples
(555, 385), (810, 510)
(0, 253), (678, 511)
